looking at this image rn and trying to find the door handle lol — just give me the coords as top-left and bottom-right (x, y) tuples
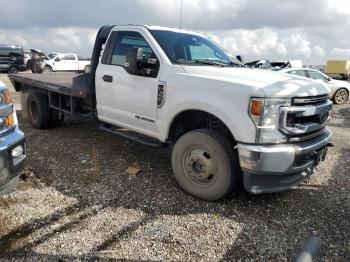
(103, 75), (113, 82)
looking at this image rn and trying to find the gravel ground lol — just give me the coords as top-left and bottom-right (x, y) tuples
(0, 73), (349, 261)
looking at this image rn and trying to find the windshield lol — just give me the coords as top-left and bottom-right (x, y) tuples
(150, 30), (243, 66)
(47, 53), (57, 59)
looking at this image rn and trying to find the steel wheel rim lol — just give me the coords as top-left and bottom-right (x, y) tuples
(335, 89), (348, 104)
(182, 146), (218, 187)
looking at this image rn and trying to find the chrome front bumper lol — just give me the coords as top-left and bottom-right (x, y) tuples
(237, 130), (332, 194)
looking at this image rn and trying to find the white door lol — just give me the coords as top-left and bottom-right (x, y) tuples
(96, 30), (161, 137)
(62, 54), (78, 71)
(52, 55), (65, 71)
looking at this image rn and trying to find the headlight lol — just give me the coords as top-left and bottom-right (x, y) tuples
(249, 98), (291, 144)
(0, 89), (13, 105)
(0, 89), (16, 131)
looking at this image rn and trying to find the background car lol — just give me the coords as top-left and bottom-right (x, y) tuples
(0, 45), (26, 74)
(280, 67), (350, 104)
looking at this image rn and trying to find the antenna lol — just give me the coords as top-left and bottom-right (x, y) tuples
(179, 0), (183, 29)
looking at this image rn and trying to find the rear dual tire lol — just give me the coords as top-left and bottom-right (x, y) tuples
(27, 93), (64, 129)
(172, 129), (240, 201)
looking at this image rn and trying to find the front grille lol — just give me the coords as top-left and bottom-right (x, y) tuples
(280, 96), (332, 138)
(286, 113), (324, 127)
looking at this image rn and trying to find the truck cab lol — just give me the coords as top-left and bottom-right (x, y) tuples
(10, 25), (332, 201)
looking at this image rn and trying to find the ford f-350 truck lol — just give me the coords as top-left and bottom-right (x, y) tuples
(10, 25), (332, 201)
(0, 81), (26, 196)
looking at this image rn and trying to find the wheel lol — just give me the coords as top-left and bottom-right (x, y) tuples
(333, 88), (349, 104)
(27, 93), (51, 129)
(8, 66), (18, 74)
(171, 129), (239, 201)
(84, 65), (90, 73)
(42, 66), (53, 73)
(50, 109), (64, 127)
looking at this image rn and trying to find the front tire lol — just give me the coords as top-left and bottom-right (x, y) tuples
(333, 88), (349, 104)
(171, 129), (239, 201)
(42, 66), (53, 73)
(8, 66), (18, 74)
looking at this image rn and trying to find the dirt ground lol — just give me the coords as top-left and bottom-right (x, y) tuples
(0, 73), (349, 261)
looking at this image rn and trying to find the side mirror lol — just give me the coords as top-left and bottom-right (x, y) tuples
(125, 48), (159, 77)
(236, 55), (244, 63)
(140, 57), (159, 77)
(55, 57), (61, 62)
(124, 48), (143, 74)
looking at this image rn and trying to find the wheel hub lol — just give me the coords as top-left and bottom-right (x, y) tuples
(335, 89), (348, 104)
(184, 148), (216, 184)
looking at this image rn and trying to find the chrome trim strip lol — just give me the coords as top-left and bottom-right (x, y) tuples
(293, 95), (330, 105)
(289, 128), (329, 142)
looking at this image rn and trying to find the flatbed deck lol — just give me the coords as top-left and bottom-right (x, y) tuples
(10, 72), (90, 98)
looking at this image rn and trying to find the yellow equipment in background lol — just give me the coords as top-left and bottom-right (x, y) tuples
(326, 60), (350, 80)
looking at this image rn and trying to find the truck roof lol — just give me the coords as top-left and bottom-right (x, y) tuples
(111, 24), (201, 36)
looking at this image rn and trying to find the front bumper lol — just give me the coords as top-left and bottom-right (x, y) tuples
(237, 130), (332, 194)
(0, 128), (26, 196)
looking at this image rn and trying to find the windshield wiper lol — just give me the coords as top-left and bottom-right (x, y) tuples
(193, 60), (228, 67)
(228, 61), (246, 67)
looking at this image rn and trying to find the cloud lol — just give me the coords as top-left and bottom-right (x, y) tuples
(330, 48), (350, 58)
(0, 27), (97, 56)
(0, 0), (349, 63)
(206, 28), (325, 62)
(0, 0), (349, 31)
(138, 0), (245, 29)
(328, 0), (350, 15)
(313, 46), (326, 57)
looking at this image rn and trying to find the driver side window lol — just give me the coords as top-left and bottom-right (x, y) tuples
(109, 31), (155, 67)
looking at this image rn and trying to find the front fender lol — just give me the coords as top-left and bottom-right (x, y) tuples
(156, 96), (258, 144)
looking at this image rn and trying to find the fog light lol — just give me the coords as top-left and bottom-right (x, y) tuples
(12, 145), (24, 158)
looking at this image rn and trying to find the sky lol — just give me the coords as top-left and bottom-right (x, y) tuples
(0, 0), (350, 64)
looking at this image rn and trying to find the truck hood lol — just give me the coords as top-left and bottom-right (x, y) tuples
(182, 66), (330, 98)
(30, 48), (49, 59)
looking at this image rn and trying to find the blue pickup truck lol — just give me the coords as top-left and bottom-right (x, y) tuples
(0, 81), (26, 196)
